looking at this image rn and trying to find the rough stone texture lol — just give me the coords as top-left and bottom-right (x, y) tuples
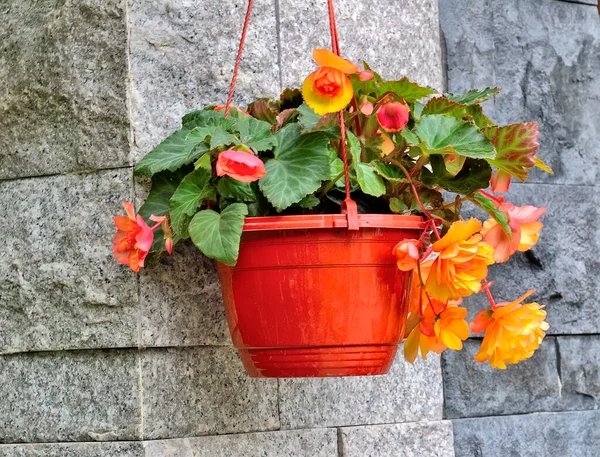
(0, 350), (140, 443)
(442, 338), (560, 418)
(279, 353), (443, 429)
(140, 241), (230, 347)
(439, 0), (600, 185)
(461, 183), (600, 335)
(340, 421), (455, 457)
(141, 347), (279, 439)
(279, 0), (444, 91)
(0, 0), (131, 180)
(0, 442), (143, 457)
(558, 335), (600, 410)
(144, 429), (338, 457)
(128, 0), (280, 162)
(0, 170), (138, 354)
(452, 410), (600, 457)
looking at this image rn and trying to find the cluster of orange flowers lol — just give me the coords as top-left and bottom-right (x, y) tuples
(395, 217), (548, 370)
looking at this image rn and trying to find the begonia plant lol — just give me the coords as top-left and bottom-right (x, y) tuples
(113, 49), (552, 369)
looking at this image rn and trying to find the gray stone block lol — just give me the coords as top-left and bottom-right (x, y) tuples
(278, 353), (443, 429)
(128, 0), (280, 162)
(440, 0), (600, 185)
(0, 0), (131, 180)
(340, 421), (455, 457)
(462, 183), (600, 335)
(558, 335), (600, 410)
(144, 429), (338, 457)
(0, 350), (141, 443)
(141, 347), (279, 439)
(140, 241), (230, 347)
(279, 0), (444, 91)
(442, 338), (560, 418)
(452, 410), (600, 457)
(0, 442), (143, 457)
(0, 169), (139, 354)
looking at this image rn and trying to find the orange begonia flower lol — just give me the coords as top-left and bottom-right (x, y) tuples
(216, 150), (267, 182)
(302, 49), (358, 115)
(482, 203), (545, 263)
(471, 290), (549, 369)
(393, 239), (420, 271)
(434, 305), (470, 351)
(113, 202), (157, 272)
(425, 218), (495, 302)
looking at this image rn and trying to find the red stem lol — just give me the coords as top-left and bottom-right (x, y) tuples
(479, 189), (503, 206)
(482, 280), (497, 309)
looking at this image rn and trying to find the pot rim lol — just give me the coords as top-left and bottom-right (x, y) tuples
(243, 214), (426, 232)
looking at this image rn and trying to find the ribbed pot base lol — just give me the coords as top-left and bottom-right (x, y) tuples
(238, 345), (398, 378)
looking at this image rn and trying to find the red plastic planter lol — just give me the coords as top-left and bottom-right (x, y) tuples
(217, 214), (426, 378)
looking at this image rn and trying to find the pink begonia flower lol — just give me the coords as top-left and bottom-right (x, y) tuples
(490, 170), (512, 193)
(216, 150), (267, 182)
(358, 70), (374, 81)
(482, 203), (546, 263)
(376, 101), (410, 132)
(113, 202), (157, 272)
(359, 97), (374, 115)
(393, 239), (421, 271)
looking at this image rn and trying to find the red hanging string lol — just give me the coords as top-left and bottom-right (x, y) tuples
(224, 0), (254, 118)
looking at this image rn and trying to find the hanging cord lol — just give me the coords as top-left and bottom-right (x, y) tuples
(224, 0), (255, 118)
(327, 0), (358, 229)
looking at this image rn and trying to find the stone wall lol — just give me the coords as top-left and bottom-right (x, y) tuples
(0, 1), (453, 456)
(439, 0), (600, 455)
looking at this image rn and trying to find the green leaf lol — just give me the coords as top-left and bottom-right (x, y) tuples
(372, 162), (406, 182)
(194, 153), (212, 171)
(445, 87), (500, 105)
(188, 203), (248, 266)
(297, 103), (322, 130)
(415, 114), (495, 159)
(422, 97), (467, 119)
(181, 109), (228, 126)
(375, 78), (437, 103)
(247, 99), (278, 124)
(413, 101), (425, 119)
(484, 123), (539, 181)
(347, 130), (362, 165)
(259, 124), (330, 211)
(465, 105), (494, 129)
(297, 194), (321, 209)
(233, 115), (277, 151)
(184, 125), (236, 159)
(356, 163), (386, 196)
(217, 177), (257, 202)
(401, 128), (420, 145)
(534, 156), (554, 174)
(421, 155), (492, 195)
(279, 88), (303, 110)
(472, 192), (512, 236)
(169, 169), (213, 238)
(138, 168), (191, 221)
(390, 197), (409, 214)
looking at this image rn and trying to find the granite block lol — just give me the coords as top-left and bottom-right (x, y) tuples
(140, 241), (230, 347)
(128, 0), (280, 162)
(558, 335), (600, 410)
(0, 442), (143, 457)
(442, 338), (560, 418)
(461, 183), (600, 335)
(452, 410), (600, 457)
(0, 0), (130, 179)
(440, 0), (600, 185)
(340, 421), (455, 457)
(144, 429), (338, 457)
(0, 169), (139, 354)
(0, 350), (141, 443)
(278, 352), (443, 429)
(279, 0), (444, 91)
(141, 347), (279, 439)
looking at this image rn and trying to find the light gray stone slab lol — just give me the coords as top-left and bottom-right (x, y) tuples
(442, 338), (560, 418)
(440, 0), (600, 185)
(140, 241), (230, 347)
(340, 421), (455, 457)
(461, 183), (600, 335)
(0, 442), (143, 457)
(279, 353), (443, 429)
(452, 410), (600, 457)
(141, 347), (279, 439)
(0, 350), (141, 443)
(0, 0), (131, 179)
(0, 169), (139, 354)
(557, 335), (600, 410)
(279, 0), (444, 91)
(144, 429), (338, 457)
(128, 0), (280, 162)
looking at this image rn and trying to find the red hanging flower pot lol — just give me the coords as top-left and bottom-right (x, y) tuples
(217, 214), (425, 378)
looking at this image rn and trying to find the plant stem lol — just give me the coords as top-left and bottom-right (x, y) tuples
(391, 159), (441, 240)
(482, 280), (497, 310)
(479, 189), (503, 205)
(318, 171), (345, 198)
